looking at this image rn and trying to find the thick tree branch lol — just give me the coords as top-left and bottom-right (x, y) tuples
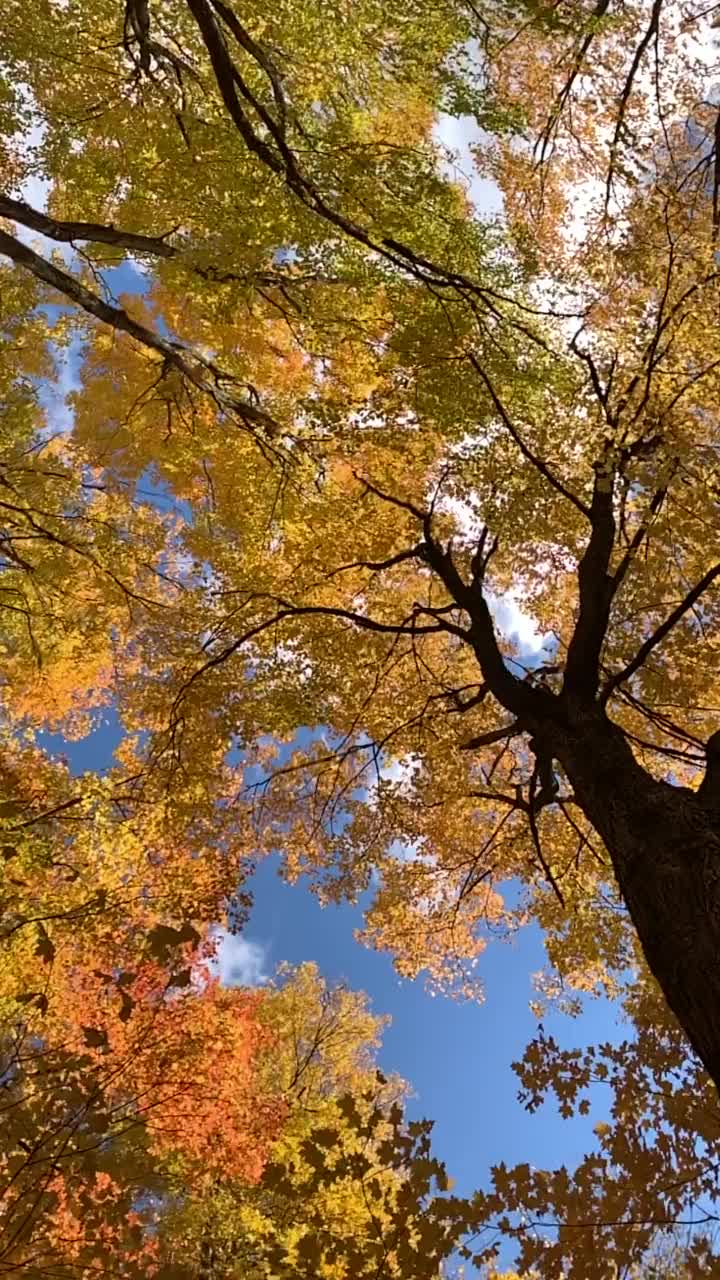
(0, 193), (176, 258)
(182, 0), (552, 336)
(461, 721), (520, 750)
(699, 729), (720, 808)
(469, 788), (525, 810)
(530, 737), (560, 813)
(362, 489), (568, 733)
(353, 480), (545, 718)
(563, 458), (616, 699)
(1, 189), (339, 296)
(323, 547), (426, 578)
(420, 533), (553, 722)
(356, 476), (426, 523)
(445, 683), (489, 712)
(0, 226), (279, 440)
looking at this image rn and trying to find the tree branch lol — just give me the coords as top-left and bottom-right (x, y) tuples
(467, 353), (590, 518)
(0, 226), (279, 440)
(181, 0), (554, 332)
(605, 0), (663, 207)
(534, 0), (611, 170)
(1, 188), (343, 298)
(610, 480), (669, 593)
(0, 193), (176, 258)
(602, 561), (720, 701)
(420, 532), (553, 721)
(527, 763), (565, 908)
(699, 729), (720, 808)
(461, 721), (520, 750)
(563, 458), (616, 699)
(323, 547), (426, 578)
(352, 480), (542, 717)
(169, 599), (458, 726)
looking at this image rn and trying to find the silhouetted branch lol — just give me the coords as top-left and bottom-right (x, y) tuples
(563, 458), (616, 698)
(603, 562), (720, 700)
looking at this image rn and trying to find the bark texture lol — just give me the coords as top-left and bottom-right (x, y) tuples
(547, 706), (720, 1089)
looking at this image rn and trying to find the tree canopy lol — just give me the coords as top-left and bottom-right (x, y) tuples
(2, 0), (720, 1274)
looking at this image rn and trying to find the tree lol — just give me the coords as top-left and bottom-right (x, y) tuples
(0, 736), (287, 1275)
(154, 963), (473, 1280)
(3, 0), (720, 1272)
(0, 864), (470, 1280)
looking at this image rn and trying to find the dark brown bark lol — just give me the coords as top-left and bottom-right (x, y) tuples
(542, 704), (720, 1090)
(563, 461), (615, 697)
(0, 193), (175, 258)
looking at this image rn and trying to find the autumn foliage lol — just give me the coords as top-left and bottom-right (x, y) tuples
(3, 0), (720, 1274)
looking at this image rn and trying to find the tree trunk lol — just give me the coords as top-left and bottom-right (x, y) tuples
(545, 708), (720, 1090)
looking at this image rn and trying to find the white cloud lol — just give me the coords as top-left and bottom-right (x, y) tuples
(365, 752), (422, 813)
(215, 931), (270, 988)
(487, 589), (551, 661)
(376, 753), (421, 791)
(126, 255), (151, 279)
(36, 332), (84, 436)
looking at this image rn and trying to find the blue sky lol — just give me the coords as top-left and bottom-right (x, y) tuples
(232, 857), (620, 1195)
